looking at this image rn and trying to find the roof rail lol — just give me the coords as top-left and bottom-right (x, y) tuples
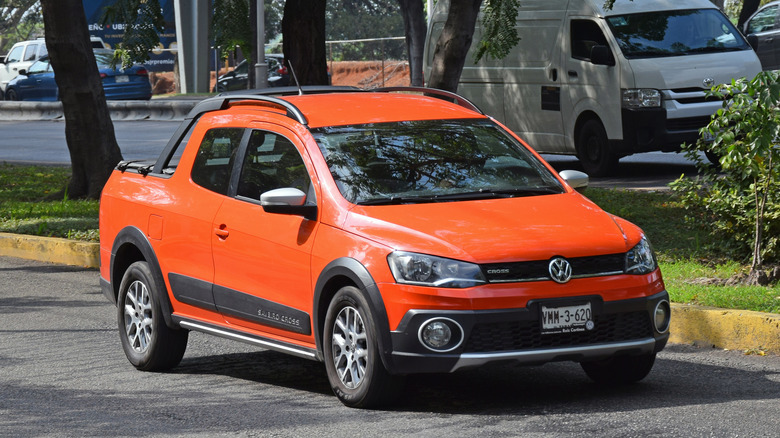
(188, 86), (363, 125)
(372, 86), (484, 114)
(187, 94), (309, 125)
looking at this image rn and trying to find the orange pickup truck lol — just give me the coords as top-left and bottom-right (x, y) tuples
(99, 87), (670, 408)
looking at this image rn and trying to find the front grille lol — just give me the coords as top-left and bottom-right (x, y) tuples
(463, 311), (653, 353)
(667, 116), (712, 132)
(482, 253), (625, 283)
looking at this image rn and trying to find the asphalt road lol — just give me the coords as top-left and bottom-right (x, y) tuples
(0, 120), (702, 189)
(1, 255), (779, 437)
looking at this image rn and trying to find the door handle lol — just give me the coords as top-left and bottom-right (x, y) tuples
(215, 225), (229, 239)
(568, 70), (578, 78)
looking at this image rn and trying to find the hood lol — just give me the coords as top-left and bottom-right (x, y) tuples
(343, 192), (635, 263)
(629, 51), (761, 90)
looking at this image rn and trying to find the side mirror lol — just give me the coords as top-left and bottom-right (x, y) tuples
(559, 169), (589, 192)
(747, 34), (759, 51)
(0, 56), (5, 64)
(18, 69), (27, 75)
(590, 45), (615, 66)
(260, 187), (317, 220)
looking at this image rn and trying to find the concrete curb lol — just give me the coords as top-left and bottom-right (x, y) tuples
(0, 100), (197, 121)
(0, 232), (99, 268)
(0, 231), (778, 355)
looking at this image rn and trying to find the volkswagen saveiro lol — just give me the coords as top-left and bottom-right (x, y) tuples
(99, 87), (670, 408)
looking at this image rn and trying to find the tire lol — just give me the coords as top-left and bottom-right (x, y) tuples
(576, 119), (619, 177)
(5, 88), (18, 101)
(581, 353), (656, 385)
(117, 261), (188, 371)
(323, 286), (403, 408)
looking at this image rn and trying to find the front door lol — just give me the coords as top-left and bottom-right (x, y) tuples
(211, 125), (320, 341)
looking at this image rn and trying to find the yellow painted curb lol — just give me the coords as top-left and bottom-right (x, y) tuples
(670, 303), (780, 354)
(0, 232), (778, 355)
(0, 232), (99, 269)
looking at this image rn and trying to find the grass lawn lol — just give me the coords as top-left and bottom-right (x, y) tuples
(1, 163), (778, 314)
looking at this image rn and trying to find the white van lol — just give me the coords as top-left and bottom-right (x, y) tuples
(423, 0), (762, 175)
(0, 38), (48, 99)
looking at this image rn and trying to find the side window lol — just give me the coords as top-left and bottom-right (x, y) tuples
(747, 6), (778, 34)
(191, 127), (245, 195)
(27, 59), (50, 75)
(6, 46), (23, 63)
(237, 130), (311, 201)
(23, 44), (39, 62)
(571, 20), (610, 61)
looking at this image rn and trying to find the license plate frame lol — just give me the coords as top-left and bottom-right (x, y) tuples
(116, 75), (130, 83)
(540, 302), (593, 335)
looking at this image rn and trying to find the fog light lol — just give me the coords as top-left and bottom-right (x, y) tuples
(418, 318), (463, 352)
(654, 300), (671, 333)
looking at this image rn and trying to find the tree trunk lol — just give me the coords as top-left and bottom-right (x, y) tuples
(427, 0), (483, 92)
(40, 0), (123, 200)
(738, 0), (761, 29)
(282, 0), (328, 86)
(397, 0), (427, 86)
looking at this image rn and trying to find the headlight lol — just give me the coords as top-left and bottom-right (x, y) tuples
(387, 251), (486, 288)
(622, 89), (661, 108)
(625, 236), (657, 274)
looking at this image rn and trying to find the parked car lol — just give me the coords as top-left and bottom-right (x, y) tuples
(0, 38), (48, 99)
(744, 0), (780, 71)
(100, 87), (670, 408)
(4, 50), (152, 101)
(214, 55), (290, 92)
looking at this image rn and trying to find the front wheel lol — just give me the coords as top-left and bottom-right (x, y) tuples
(5, 88), (18, 101)
(581, 353), (656, 385)
(323, 286), (403, 408)
(117, 261), (188, 371)
(576, 119), (618, 177)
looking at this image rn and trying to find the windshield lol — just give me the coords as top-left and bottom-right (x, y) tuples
(606, 9), (751, 59)
(312, 119), (564, 205)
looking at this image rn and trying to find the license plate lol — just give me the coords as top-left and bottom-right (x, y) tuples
(540, 302), (593, 335)
(116, 75), (129, 83)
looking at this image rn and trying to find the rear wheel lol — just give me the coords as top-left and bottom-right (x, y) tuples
(323, 286), (403, 408)
(576, 119), (618, 177)
(581, 353), (656, 385)
(117, 261), (188, 371)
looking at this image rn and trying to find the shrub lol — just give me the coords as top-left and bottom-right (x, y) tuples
(671, 71), (780, 280)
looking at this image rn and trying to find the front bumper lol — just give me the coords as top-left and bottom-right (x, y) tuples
(386, 291), (669, 374)
(616, 107), (710, 155)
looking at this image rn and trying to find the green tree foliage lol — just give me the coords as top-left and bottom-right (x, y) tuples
(326, 0), (405, 60)
(0, 0), (43, 53)
(101, 0), (164, 68)
(671, 71), (780, 282)
(212, 0), (253, 61)
(474, 0), (519, 61)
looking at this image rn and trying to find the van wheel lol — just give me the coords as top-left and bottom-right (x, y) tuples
(118, 261), (188, 371)
(577, 119), (618, 177)
(323, 286), (403, 408)
(581, 353), (656, 384)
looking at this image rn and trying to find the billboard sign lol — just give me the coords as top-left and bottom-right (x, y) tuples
(83, 0), (177, 72)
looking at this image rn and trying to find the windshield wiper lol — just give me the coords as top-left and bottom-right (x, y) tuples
(356, 187), (561, 205)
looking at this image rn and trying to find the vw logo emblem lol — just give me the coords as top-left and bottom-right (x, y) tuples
(702, 77), (715, 88)
(548, 257), (572, 284)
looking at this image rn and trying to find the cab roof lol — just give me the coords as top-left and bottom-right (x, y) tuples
(190, 87), (486, 129)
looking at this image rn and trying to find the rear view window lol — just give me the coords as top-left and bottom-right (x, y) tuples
(191, 128), (245, 195)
